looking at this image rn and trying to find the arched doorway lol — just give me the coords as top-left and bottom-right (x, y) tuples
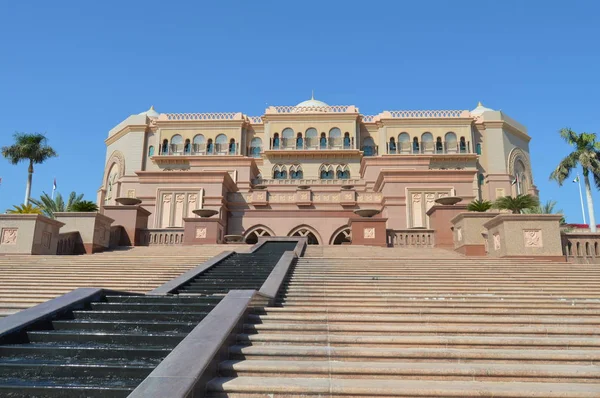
(330, 227), (351, 245)
(244, 226), (274, 244)
(289, 226), (321, 245)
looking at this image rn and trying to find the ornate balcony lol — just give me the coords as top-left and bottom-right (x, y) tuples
(158, 143), (239, 156)
(386, 141), (471, 155)
(269, 137), (354, 151)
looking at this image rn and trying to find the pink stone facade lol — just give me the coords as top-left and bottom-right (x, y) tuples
(98, 100), (537, 245)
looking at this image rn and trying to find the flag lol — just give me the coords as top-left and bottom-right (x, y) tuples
(53, 178), (56, 190)
(573, 176), (579, 183)
(511, 174), (519, 185)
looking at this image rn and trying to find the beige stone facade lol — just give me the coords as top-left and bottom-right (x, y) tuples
(98, 98), (537, 245)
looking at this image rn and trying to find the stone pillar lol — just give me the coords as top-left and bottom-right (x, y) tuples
(55, 213), (115, 254)
(183, 218), (224, 245)
(426, 204), (468, 249)
(349, 217), (388, 247)
(483, 214), (564, 261)
(450, 212), (500, 256)
(0, 215), (64, 255)
(103, 205), (151, 246)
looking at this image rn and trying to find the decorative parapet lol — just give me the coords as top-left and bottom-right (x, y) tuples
(252, 178), (361, 186)
(265, 105), (357, 114)
(561, 232), (600, 263)
(388, 229), (435, 248)
(383, 110), (470, 119)
(247, 116), (263, 124)
(362, 115), (376, 123)
(158, 112), (244, 121)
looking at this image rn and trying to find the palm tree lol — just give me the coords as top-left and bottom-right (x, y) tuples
(6, 204), (43, 214)
(549, 128), (600, 232)
(467, 199), (493, 212)
(493, 194), (540, 214)
(71, 200), (99, 212)
(29, 191), (84, 218)
(523, 199), (566, 224)
(1, 133), (58, 205)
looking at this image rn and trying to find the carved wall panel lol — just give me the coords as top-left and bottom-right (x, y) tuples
(523, 229), (543, 248)
(363, 227), (375, 239)
(1, 228), (18, 245)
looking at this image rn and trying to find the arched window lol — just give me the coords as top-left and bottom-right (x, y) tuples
(336, 165), (350, 179)
(399, 133), (410, 154)
(436, 137), (443, 153)
(148, 146), (155, 157)
(305, 128), (318, 149)
(193, 134), (206, 154)
(161, 139), (169, 155)
(290, 164), (303, 179)
(343, 132), (351, 149)
(421, 132), (434, 153)
(329, 128), (342, 149)
(272, 133), (280, 149)
(445, 132), (457, 153)
(476, 143), (482, 155)
(389, 137), (397, 154)
(290, 226), (320, 245)
(514, 159), (527, 195)
(412, 137), (420, 153)
(215, 134), (228, 154)
(331, 227), (352, 245)
(320, 133), (327, 149)
(362, 137), (375, 156)
(319, 164), (334, 179)
(244, 226), (273, 244)
(170, 134), (183, 155)
(460, 136), (467, 153)
(207, 139), (214, 154)
(250, 137), (262, 158)
(296, 132), (303, 149)
(282, 128), (294, 149)
(184, 139), (191, 154)
(229, 138), (236, 155)
(273, 164), (287, 179)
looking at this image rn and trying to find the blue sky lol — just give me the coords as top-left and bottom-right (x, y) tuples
(0, 0), (599, 223)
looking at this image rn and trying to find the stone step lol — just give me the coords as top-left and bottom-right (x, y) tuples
(228, 344), (600, 364)
(260, 307), (600, 316)
(218, 359), (600, 382)
(206, 376), (600, 397)
(247, 313), (600, 325)
(243, 323), (600, 336)
(236, 333), (600, 348)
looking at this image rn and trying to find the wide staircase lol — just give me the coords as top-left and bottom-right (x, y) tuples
(207, 255), (600, 397)
(0, 245), (249, 318)
(0, 241), (295, 397)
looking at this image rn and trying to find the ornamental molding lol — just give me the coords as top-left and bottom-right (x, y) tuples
(103, 150), (126, 184)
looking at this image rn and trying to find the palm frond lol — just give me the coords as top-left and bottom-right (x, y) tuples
(493, 194), (540, 214)
(466, 199), (493, 212)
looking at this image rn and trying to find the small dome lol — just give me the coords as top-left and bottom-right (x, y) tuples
(295, 94), (329, 108)
(138, 105), (159, 118)
(471, 101), (494, 116)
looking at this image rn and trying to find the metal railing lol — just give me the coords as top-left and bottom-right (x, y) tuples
(270, 137), (354, 150)
(387, 229), (435, 248)
(140, 229), (185, 245)
(387, 141), (471, 155)
(158, 143), (238, 156)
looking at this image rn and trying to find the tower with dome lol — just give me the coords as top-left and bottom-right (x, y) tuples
(99, 98), (536, 245)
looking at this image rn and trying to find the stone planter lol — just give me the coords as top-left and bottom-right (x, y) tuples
(103, 205), (151, 246)
(483, 214), (564, 260)
(55, 212), (114, 254)
(450, 212), (500, 256)
(426, 204), (468, 249)
(0, 214), (64, 255)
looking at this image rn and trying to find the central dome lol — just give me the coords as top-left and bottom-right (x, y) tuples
(295, 97), (329, 108)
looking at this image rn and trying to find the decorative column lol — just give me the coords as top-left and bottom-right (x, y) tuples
(349, 209), (388, 247)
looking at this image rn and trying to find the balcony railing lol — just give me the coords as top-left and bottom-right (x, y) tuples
(139, 228), (184, 245)
(386, 141), (471, 155)
(158, 143), (239, 156)
(387, 229), (435, 248)
(252, 178), (361, 186)
(270, 137), (354, 150)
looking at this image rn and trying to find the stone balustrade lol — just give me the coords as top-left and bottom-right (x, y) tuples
(252, 178), (361, 186)
(561, 232), (600, 263)
(140, 228), (185, 246)
(387, 229), (435, 248)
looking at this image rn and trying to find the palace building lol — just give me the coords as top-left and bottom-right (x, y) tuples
(99, 97), (537, 245)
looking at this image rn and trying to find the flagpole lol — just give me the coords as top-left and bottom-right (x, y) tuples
(576, 172), (587, 224)
(51, 178), (56, 200)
